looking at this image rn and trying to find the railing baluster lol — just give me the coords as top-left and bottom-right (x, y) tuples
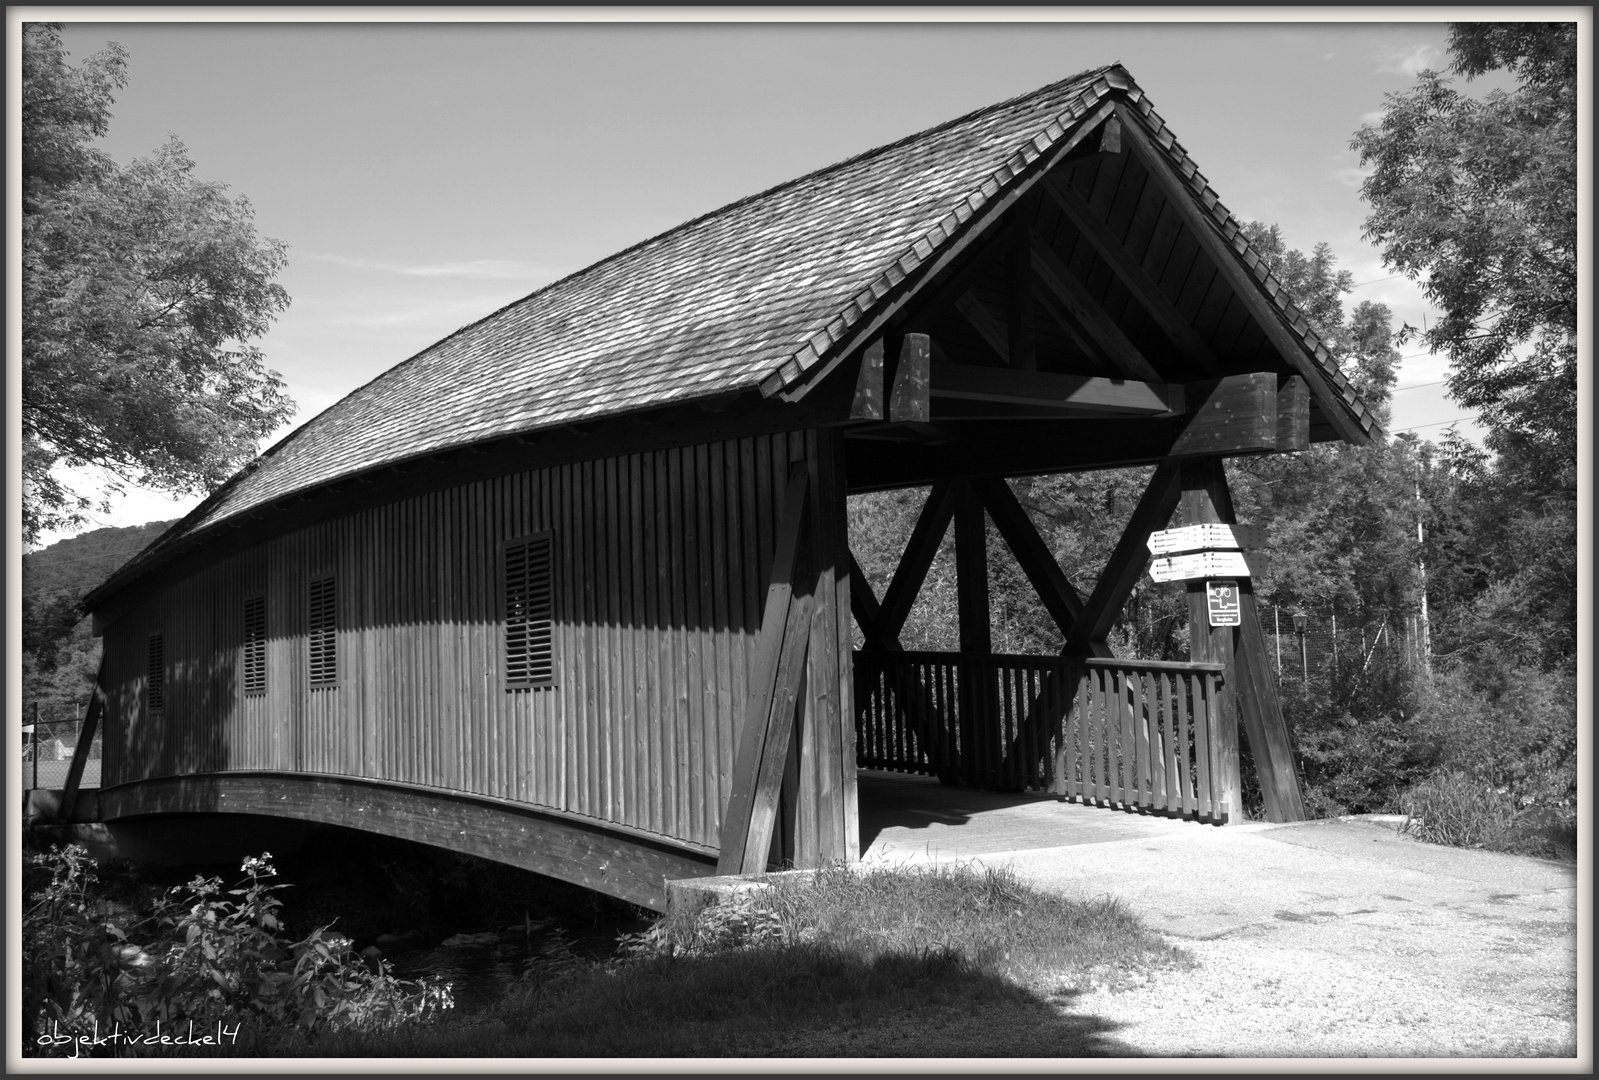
(1070, 661), (1085, 801)
(1193, 671), (1214, 819)
(853, 651), (1224, 810)
(1176, 669), (1193, 817)
(1160, 671), (1177, 814)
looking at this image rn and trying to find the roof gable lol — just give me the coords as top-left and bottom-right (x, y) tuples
(88, 63), (1380, 607)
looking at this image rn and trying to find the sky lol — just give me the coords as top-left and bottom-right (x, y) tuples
(25, 12), (1516, 547)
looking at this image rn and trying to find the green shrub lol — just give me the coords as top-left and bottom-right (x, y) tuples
(23, 845), (454, 1057)
(1413, 662), (1577, 811)
(1399, 770), (1517, 849)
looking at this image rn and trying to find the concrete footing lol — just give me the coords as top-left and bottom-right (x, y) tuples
(662, 868), (822, 916)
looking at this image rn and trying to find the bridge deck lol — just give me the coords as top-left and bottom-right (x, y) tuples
(858, 769), (1209, 864)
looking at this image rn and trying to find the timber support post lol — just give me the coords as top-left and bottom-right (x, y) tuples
(720, 431), (861, 876)
(953, 478), (1000, 788)
(1178, 457), (1306, 823)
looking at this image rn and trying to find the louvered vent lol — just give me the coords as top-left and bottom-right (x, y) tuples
(243, 594), (267, 696)
(147, 634), (164, 711)
(309, 575), (337, 688)
(504, 533), (555, 688)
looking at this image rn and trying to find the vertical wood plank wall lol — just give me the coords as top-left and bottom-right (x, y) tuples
(100, 429), (837, 854)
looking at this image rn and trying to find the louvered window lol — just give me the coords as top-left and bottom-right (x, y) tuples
(309, 575), (337, 688)
(504, 533), (555, 688)
(147, 633), (165, 712)
(243, 594), (267, 696)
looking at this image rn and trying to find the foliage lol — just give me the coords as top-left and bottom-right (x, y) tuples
(1282, 646), (1439, 816)
(21, 24), (296, 546)
(22, 521), (176, 727)
(1351, 22), (1577, 482)
(1413, 662), (1577, 810)
(23, 846), (453, 1057)
(1399, 771), (1517, 850)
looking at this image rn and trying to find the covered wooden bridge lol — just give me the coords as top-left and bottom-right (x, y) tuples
(75, 65), (1376, 910)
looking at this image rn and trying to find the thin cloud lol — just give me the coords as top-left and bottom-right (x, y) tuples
(1333, 166), (1369, 190)
(306, 252), (556, 281)
(1376, 43), (1442, 77)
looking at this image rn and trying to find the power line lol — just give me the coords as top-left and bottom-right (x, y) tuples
(1392, 380), (1447, 392)
(1390, 415), (1482, 433)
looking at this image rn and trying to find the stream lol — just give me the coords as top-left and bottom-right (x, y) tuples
(373, 913), (650, 1012)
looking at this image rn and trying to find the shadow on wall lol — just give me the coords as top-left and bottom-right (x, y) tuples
(114, 643), (238, 784)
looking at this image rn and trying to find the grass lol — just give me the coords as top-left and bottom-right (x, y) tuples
(237, 861), (1190, 1058)
(1400, 771), (1579, 861)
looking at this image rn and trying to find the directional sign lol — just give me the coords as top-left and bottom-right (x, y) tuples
(1147, 550), (1265, 582)
(1206, 579), (1242, 626)
(1147, 523), (1267, 556)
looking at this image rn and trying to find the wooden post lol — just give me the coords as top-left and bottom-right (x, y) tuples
(953, 478), (997, 787)
(1179, 458), (1240, 823)
(1198, 460), (1308, 823)
(1178, 457), (1306, 823)
(798, 428), (858, 865)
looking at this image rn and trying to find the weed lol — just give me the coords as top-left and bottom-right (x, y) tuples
(22, 845), (454, 1057)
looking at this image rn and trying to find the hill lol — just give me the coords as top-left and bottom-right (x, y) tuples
(23, 520), (176, 601)
(22, 520), (175, 729)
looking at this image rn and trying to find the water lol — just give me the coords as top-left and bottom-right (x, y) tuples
(378, 915), (648, 1012)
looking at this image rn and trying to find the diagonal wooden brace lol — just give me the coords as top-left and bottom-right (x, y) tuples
(1067, 460), (1184, 653)
(1001, 461), (1182, 778)
(719, 474), (811, 873)
(846, 548), (954, 780)
(878, 479), (956, 641)
(969, 475), (1086, 638)
(61, 659), (106, 822)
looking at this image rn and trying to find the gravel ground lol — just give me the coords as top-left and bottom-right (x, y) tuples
(1065, 929), (1577, 1058)
(1028, 824), (1582, 1060)
(859, 797), (1584, 1063)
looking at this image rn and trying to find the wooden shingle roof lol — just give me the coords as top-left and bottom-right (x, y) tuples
(90, 63), (1377, 605)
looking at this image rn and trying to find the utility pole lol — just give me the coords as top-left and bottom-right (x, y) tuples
(1415, 475), (1434, 682)
(1274, 604), (1282, 677)
(1293, 612), (1309, 696)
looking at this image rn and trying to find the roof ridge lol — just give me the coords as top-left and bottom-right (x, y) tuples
(761, 65), (1126, 393)
(230, 64), (1124, 486)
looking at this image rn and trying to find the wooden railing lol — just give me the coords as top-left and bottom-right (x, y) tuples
(853, 650), (1229, 821)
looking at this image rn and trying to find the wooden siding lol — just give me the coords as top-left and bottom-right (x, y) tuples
(100, 430), (828, 854)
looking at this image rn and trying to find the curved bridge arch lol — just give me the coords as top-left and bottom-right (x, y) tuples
(97, 773), (718, 911)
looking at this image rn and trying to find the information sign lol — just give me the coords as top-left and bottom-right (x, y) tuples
(1147, 550), (1264, 582)
(1206, 579), (1242, 626)
(1147, 523), (1267, 556)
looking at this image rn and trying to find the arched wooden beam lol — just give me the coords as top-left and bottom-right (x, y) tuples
(95, 773), (718, 912)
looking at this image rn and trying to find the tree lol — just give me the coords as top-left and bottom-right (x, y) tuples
(21, 24), (296, 546)
(1350, 22), (1577, 485)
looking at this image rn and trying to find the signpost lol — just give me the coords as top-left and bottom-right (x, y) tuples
(1206, 579), (1242, 626)
(1147, 549), (1265, 582)
(1146, 523), (1266, 583)
(1146, 523), (1266, 556)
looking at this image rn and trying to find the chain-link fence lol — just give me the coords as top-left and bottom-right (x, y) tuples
(1266, 606), (1431, 686)
(21, 706), (100, 791)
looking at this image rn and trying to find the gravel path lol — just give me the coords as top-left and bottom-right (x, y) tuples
(866, 804), (1583, 1061)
